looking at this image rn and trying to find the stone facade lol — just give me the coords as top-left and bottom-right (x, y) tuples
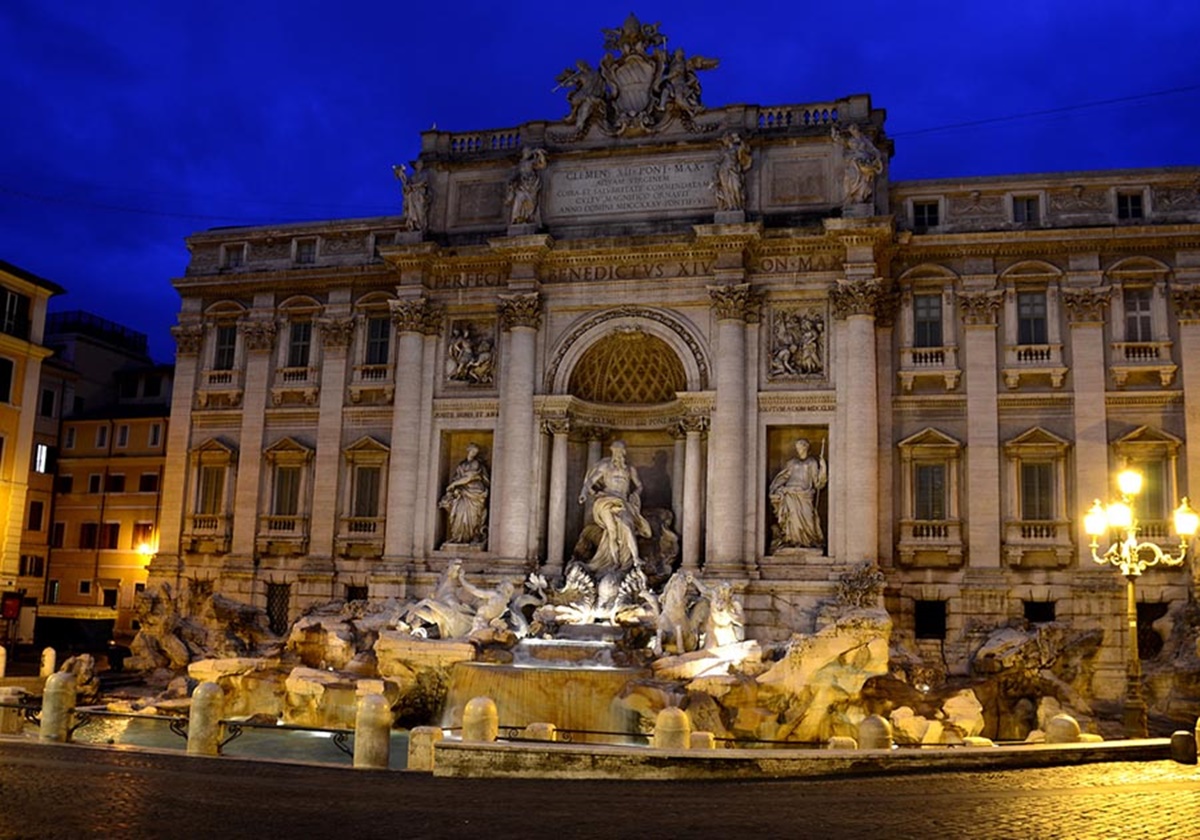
(149, 18), (1200, 706)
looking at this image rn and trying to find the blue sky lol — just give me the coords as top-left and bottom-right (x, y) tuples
(2, 1), (1197, 361)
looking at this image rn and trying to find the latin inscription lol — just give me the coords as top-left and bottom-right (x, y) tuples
(548, 161), (714, 218)
(542, 260), (713, 283)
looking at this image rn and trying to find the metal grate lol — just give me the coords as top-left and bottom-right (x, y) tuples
(266, 583), (291, 636)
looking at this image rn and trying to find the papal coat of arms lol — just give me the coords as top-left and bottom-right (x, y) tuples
(552, 14), (719, 140)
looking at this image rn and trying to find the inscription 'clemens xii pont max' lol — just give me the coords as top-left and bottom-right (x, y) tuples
(548, 161), (714, 218)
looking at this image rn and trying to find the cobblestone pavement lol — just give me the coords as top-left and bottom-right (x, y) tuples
(1, 741), (1198, 839)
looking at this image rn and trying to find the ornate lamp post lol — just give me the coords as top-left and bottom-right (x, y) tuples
(1083, 468), (1198, 737)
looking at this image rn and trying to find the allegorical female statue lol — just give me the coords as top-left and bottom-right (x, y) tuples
(439, 443), (489, 547)
(769, 438), (828, 551)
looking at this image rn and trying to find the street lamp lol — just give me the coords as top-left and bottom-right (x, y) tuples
(1083, 468), (1198, 737)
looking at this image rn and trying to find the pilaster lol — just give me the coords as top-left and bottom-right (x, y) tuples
(230, 317), (276, 557)
(959, 290), (1004, 567)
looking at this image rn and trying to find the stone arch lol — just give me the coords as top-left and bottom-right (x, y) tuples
(546, 306), (710, 395)
(1105, 256), (1171, 281)
(897, 263), (960, 289)
(204, 300), (247, 319)
(998, 259), (1063, 285)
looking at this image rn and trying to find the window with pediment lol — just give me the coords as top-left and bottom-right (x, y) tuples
(258, 437), (313, 554)
(1000, 262), (1066, 389)
(337, 436), (390, 556)
(186, 438), (237, 553)
(1106, 257), (1175, 387)
(198, 302), (246, 409)
(1003, 427), (1073, 568)
(1112, 426), (1183, 542)
(896, 265), (960, 392)
(349, 293), (396, 406)
(272, 297), (322, 405)
(896, 428), (963, 568)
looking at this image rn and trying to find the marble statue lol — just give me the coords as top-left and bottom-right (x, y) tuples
(655, 48), (718, 120)
(770, 310), (825, 378)
(555, 59), (608, 134)
(439, 443), (489, 547)
(507, 147), (548, 226)
(446, 326), (495, 385)
(832, 124), (883, 206)
(653, 570), (699, 655)
(403, 560), (474, 639)
(769, 438), (828, 551)
(392, 161), (430, 233)
(692, 578), (745, 649)
(713, 132), (752, 212)
(578, 440), (652, 574)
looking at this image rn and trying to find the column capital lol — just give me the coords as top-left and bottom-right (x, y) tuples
(390, 297), (443, 335)
(239, 320), (277, 352)
(1171, 284), (1200, 322)
(171, 324), (204, 356)
(677, 414), (710, 435)
(499, 291), (542, 330)
(317, 317), (355, 348)
(1063, 285), (1112, 325)
(830, 278), (887, 320)
(540, 417), (571, 436)
(707, 283), (760, 322)
(957, 290), (1004, 326)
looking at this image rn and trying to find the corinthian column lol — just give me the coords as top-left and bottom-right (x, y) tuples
(830, 279), (885, 564)
(495, 292), (542, 563)
(384, 297), (441, 560)
(707, 283), (755, 573)
(541, 417), (570, 575)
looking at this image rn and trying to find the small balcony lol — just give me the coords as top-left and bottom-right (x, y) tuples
(184, 514), (232, 553)
(1002, 344), (1066, 389)
(271, 367), (319, 406)
(1109, 341), (1176, 387)
(336, 516), (385, 557)
(349, 364), (394, 405)
(896, 519), (964, 568)
(256, 514), (309, 556)
(897, 345), (960, 392)
(196, 369), (244, 409)
(1003, 519), (1073, 568)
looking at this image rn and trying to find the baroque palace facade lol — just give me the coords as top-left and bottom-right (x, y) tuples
(150, 17), (1200, 696)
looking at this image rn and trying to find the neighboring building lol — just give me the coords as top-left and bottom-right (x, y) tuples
(0, 259), (62, 645)
(149, 17), (1200, 704)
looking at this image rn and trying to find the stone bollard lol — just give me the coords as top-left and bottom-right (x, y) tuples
(827, 735), (858, 750)
(1169, 730), (1198, 765)
(353, 693), (392, 769)
(186, 681), (224, 756)
(689, 731), (716, 750)
(407, 726), (443, 772)
(0, 645), (7, 678)
(524, 722), (557, 742)
(0, 687), (26, 735)
(39, 672), (75, 742)
(858, 715), (893, 750)
(462, 696), (498, 742)
(652, 707), (691, 750)
(39, 647), (56, 679)
(1195, 716), (1200, 759)
(1044, 714), (1081, 744)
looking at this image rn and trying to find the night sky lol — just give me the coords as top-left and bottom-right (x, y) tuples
(2, 1), (1197, 362)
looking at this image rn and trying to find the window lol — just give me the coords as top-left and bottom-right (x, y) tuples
(33, 443), (52, 473)
(132, 522), (154, 549)
(222, 243), (246, 269)
(100, 523), (120, 550)
(213, 324), (238, 370)
(54, 475), (73, 494)
(143, 375), (162, 398)
(79, 523), (99, 549)
(1124, 288), (1153, 343)
(102, 588), (119, 608)
(912, 293), (943, 348)
(139, 472), (160, 493)
(116, 424), (129, 448)
(0, 290), (30, 339)
(353, 465), (382, 518)
(39, 388), (55, 418)
(1117, 192), (1144, 220)
(1012, 195), (1039, 224)
(345, 585), (369, 602)
(286, 321), (312, 368)
(149, 423), (163, 448)
(78, 580), (92, 596)
(914, 464), (946, 521)
(27, 500), (44, 532)
(365, 316), (391, 366)
(1019, 462), (1054, 521)
(913, 200), (939, 229)
(64, 426), (76, 450)
(272, 465), (302, 516)
(914, 600), (947, 640)
(295, 238), (317, 264)
(19, 555), (44, 577)
(88, 474), (102, 494)
(46, 580), (59, 604)
(1024, 601), (1056, 623)
(105, 474), (126, 493)
(1016, 291), (1048, 345)
(197, 465), (227, 515)
(50, 522), (65, 548)
(0, 357), (13, 403)
(96, 425), (109, 449)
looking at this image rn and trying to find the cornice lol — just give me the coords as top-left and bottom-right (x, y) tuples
(757, 392), (837, 413)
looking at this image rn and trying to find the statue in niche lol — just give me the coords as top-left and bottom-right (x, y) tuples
(831, 123), (884, 206)
(507, 147), (548, 226)
(770, 310), (825, 378)
(439, 443), (490, 547)
(392, 161), (430, 233)
(445, 325), (495, 385)
(712, 132), (752, 212)
(769, 438), (828, 551)
(578, 441), (652, 576)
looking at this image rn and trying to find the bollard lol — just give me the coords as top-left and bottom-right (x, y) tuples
(1170, 730), (1198, 765)
(858, 715), (893, 750)
(0, 687), (26, 735)
(1195, 716), (1199, 759)
(827, 735), (858, 750)
(689, 730), (716, 750)
(524, 722), (557, 742)
(186, 681), (224, 756)
(1044, 714), (1081, 744)
(39, 672), (75, 742)
(652, 707), (691, 750)
(39, 647), (56, 679)
(462, 696), (498, 742)
(0, 645), (6, 678)
(408, 726), (443, 772)
(353, 693), (392, 769)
